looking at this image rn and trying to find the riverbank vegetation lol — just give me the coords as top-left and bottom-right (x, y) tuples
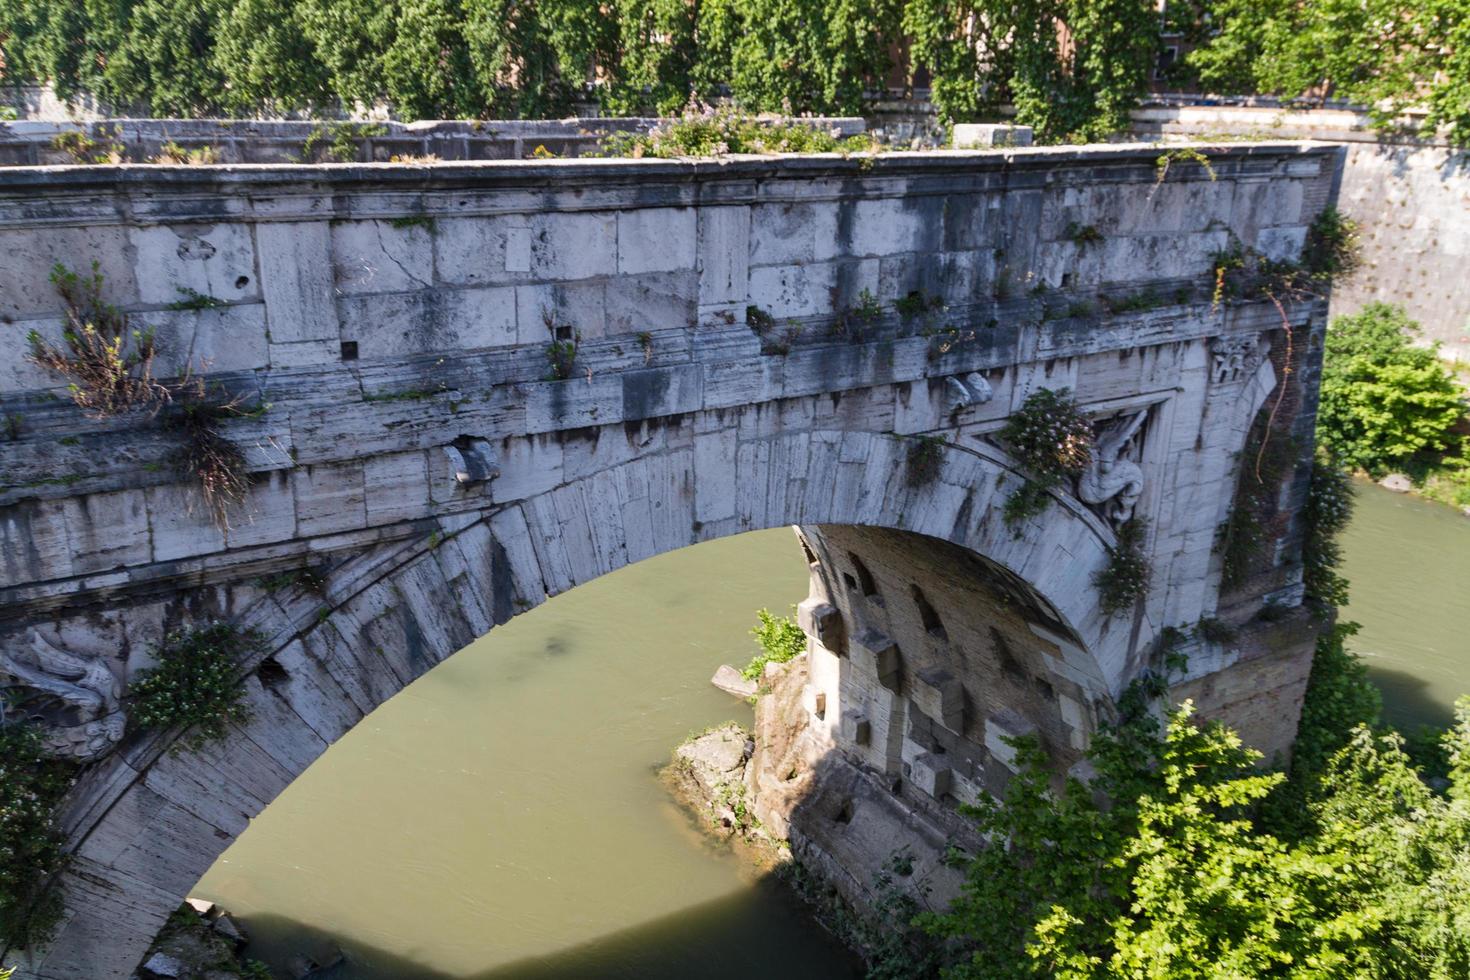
(1318, 303), (1470, 510)
(3, 0), (1467, 146)
(741, 609), (807, 682)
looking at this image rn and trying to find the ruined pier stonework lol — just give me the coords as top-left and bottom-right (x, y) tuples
(0, 142), (1340, 978)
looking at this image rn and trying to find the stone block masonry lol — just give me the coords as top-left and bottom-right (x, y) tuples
(0, 140), (1340, 979)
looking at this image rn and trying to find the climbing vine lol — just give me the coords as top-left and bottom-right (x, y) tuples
(998, 388), (1093, 527)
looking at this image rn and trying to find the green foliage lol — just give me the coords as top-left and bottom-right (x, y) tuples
(1318, 303), (1466, 475)
(0, 724), (73, 950)
(1216, 407), (1298, 592)
(29, 262), (167, 419)
(49, 129), (124, 164)
(545, 333), (580, 381)
(741, 608), (806, 681)
(301, 122), (387, 163)
(999, 388), (1093, 527)
(603, 102), (880, 158)
(904, 0), (1158, 142)
(906, 434), (947, 487)
(1093, 517), (1150, 615)
(925, 691), (1470, 978)
(128, 622), (262, 747)
(1172, 0), (1470, 147)
(166, 287), (227, 311)
(1301, 455), (1354, 606)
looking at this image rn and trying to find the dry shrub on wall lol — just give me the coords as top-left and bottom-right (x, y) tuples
(26, 264), (255, 528)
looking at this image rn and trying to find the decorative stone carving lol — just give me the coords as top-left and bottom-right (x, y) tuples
(1076, 409), (1148, 526)
(945, 372), (994, 412)
(444, 437), (500, 485)
(1210, 334), (1269, 385)
(1, 630), (124, 760)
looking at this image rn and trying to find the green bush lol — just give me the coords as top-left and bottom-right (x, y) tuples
(741, 608), (807, 681)
(1318, 303), (1466, 475)
(129, 622), (262, 747)
(998, 388), (1093, 527)
(602, 102), (880, 158)
(1092, 517), (1150, 615)
(923, 692), (1470, 978)
(0, 724), (74, 949)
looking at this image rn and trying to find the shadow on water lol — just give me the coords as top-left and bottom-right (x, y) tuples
(1366, 664), (1459, 731)
(239, 871), (862, 980)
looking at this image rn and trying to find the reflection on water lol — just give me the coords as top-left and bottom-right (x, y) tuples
(1339, 481), (1470, 730)
(195, 529), (859, 978)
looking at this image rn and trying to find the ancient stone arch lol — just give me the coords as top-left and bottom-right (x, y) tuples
(0, 140), (1339, 977)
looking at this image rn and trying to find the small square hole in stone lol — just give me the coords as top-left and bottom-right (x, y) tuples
(340, 341), (359, 361)
(1060, 272), (1073, 288)
(554, 325), (574, 342)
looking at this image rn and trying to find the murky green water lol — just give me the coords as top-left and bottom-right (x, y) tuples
(194, 528), (860, 979)
(1339, 481), (1470, 730)
(192, 485), (1467, 977)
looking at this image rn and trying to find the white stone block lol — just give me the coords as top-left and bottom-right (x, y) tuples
(693, 429), (738, 522)
(796, 597), (846, 653)
(697, 206), (750, 305)
(131, 223), (259, 306)
(952, 123), (1033, 148)
(910, 751), (953, 798)
(851, 628), (900, 690)
(840, 708), (871, 746)
(617, 208), (696, 274)
(531, 212), (616, 280)
(331, 220), (432, 295)
(258, 222), (340, 344)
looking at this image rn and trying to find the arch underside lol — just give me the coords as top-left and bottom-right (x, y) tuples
(12, 429), (1136, 979)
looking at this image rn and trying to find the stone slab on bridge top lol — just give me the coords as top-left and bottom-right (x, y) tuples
(0, 138), (1341, 979)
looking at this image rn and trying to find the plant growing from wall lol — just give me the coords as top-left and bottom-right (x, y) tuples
(998, 387), (1093, 526)
(151, 141), (221, 165)
(49, 130), (123, 164)
(163, 373), (259, 528)
(602, 101), (879, 158)
(906, 434), (948, 487)
(300, 122), (387, 163)
(1093, 517), (1150, 615)
(28, 263), (168, 418)
(128, 622), (264, 749)
(545, 331), (580, 381)
(741, 608), (807, 681)
(0, 723), (74, 950)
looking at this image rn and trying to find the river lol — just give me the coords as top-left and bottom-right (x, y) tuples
(194, 528), (861, 979)
(194, 486), (1468, 978)
(1339, 480), (1470, 731)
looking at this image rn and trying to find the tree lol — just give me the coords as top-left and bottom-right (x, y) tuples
(1177, 0), (1470, 146)
(923, 695), (1470, 978)
(904, 0), (1158, 142)
(1317, 303), (1466, 476)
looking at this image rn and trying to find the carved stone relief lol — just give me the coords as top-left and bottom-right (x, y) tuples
(1076, 409), (1149, 527)
(1210, 334), (1269, 386)
(1, 629), (125, 760)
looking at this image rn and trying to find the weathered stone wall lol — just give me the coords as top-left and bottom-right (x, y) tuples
(0, 117), (866, 166)
(1133, 105), (1470, 359)
(0, 142), (1339, 978)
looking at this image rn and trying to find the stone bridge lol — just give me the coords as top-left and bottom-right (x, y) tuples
(0, 141), (1339, 978)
